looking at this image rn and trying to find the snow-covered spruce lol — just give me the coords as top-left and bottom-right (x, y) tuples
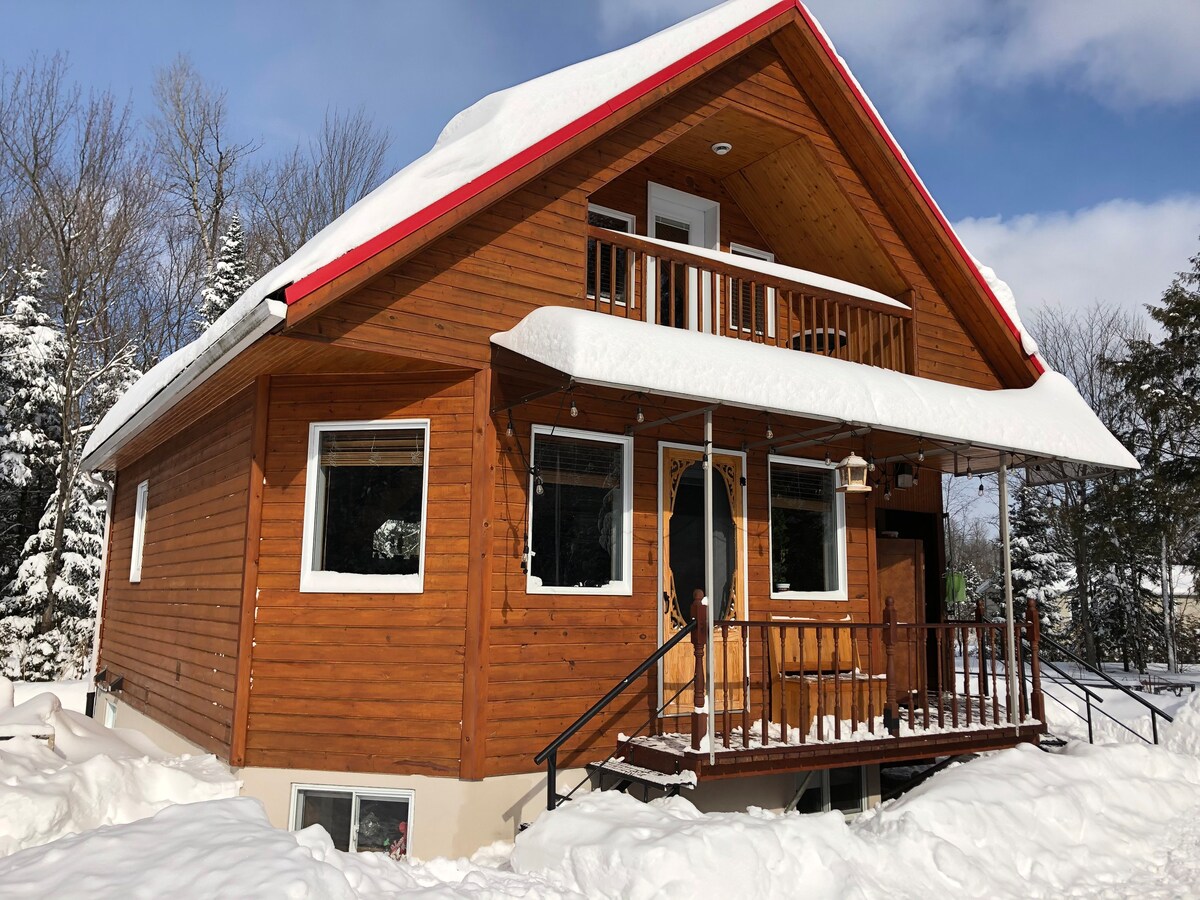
(198, 213), (251, 331)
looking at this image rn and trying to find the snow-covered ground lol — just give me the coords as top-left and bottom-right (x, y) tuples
(3, 677), (1200, 898)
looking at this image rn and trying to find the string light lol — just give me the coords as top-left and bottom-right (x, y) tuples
(913, 471), (920, 487)
(966, 459), (973, 478)
(868, 455), (876, 472)
(824, 449), (831, 466)
(505, 414), (514, 438)
(978, 477), (985, 497)
(569, 399), (579, 418)
(917, 440), (925, 463)
(636, 406), (645, 424)
(765, 415), (773, 441)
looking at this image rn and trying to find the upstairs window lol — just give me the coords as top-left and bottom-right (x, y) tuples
(130, 480), (149, 583)
(528, 426), (633, 594)
(586, 206), (635, 306)
(301, 420), (429, 593)
(769, 456), (846, 599)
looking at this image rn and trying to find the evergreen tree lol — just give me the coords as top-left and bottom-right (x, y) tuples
(1109, 242), (1200, 672)
(0, 475), (105, 680)
(198, 212), (249, 329)
(0, 267), (65, 584)
(1008, 482), (1070, 635)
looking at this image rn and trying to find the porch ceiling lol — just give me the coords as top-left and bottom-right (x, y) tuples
(491, 307), (1138, 475)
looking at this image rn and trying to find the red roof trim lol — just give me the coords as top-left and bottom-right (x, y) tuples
(791, 5), (1044, 375)
(285, 0), (798, 306)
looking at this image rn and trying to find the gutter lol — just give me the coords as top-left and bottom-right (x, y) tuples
(81, 298), (288, 471)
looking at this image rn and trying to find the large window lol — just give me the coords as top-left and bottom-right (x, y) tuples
(291, 784), (414, 857)
(301, 420), (429, 593)
(129, 479), (149, 583)
(769, 456), (846, 599)
(528, 426), (633, 594)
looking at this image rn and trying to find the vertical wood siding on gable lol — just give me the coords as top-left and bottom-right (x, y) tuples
(243, 372), (474, 777)
(293, 44), (1001, 390)
(99, 387), (255, 757)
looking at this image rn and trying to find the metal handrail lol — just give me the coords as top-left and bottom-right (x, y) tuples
(1035, 634), (1172, 744)
(1039, 634), (1173, 721)
(534, 620), (698, 810)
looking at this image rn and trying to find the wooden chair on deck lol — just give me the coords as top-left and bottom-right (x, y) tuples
(768, 616), (888, 736)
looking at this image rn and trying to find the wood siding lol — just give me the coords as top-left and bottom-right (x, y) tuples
(243, 372), (474, 776)
(294, 43), (1002, 389)
(99, 388), (255, 756)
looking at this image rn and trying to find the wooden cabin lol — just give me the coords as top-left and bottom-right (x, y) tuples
(81, 0), (1136, 859)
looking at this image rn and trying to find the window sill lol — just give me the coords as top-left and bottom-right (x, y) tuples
(526, 579), (633, 597)
(300, 571), (424, 594)
(770, 590), (849, 602)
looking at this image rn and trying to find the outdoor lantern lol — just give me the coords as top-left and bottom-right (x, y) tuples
(836, 453), (872, 493)
(895, 462), (915, 490)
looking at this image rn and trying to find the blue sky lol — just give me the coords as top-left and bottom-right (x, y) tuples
(4, 0), (1199, 319)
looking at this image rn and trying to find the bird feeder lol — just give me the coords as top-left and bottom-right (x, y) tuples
(836, 453), (872, 493)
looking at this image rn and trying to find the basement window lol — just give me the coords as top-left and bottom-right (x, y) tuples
(769, 456), (846, 600)
(528, 425), (633, 595)
(793, 767), (868, 817)
(129, 479), (149, 583)
(291, 784), (414, 857)
(301, 420), (429, 593)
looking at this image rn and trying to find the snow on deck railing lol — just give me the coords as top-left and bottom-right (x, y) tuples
(586, 227), (913, 373)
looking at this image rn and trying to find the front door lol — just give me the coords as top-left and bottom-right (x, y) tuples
(659, 445), (746, 716)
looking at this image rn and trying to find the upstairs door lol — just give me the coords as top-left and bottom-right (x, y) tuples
(659, 444), (746, 717)
(648, 183), (718, 332)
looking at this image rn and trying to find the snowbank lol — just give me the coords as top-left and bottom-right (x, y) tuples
(512, 698), (1200, 898)
(0, 683), (239, 856)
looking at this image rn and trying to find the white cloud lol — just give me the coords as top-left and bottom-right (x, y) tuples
(953, 196), (1200, 322)
(597, 0), (1200, 120)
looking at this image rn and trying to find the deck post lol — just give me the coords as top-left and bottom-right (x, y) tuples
(702, 408), (716, 764)
(884, 596), (899, 737)
(998, 454), (1020, 728)
(1027, 598), (1045, 727)
(691, 592), (708, 752)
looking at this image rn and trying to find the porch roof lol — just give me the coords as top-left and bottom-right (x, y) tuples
(491, 307), (1137, 473)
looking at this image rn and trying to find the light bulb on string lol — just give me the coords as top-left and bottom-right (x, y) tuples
(569, 399), (578, 418)
(636, 406), (645, 424)
(505, 415), (514, 438)
(977, 478), (985, 497)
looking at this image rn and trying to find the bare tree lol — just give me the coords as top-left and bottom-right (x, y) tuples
(150, 56), (255, 266)
(246, 107), (391, 270)
(0, 55), (155, 631)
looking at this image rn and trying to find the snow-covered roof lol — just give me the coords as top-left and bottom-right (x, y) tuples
(492, 307), (1137, 472)
(622, 231), (908, 310)
(84, 0), (1044, 469)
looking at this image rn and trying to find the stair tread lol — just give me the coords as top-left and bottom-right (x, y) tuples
(588, 758), (698, 788)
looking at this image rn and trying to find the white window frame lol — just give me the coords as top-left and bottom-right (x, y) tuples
(586, 204), (637, 306)
(794, 768), (868, 817)
(527, 424), (634, 596)
(768, 454), (848, 601)
(300, 419), (431, 594)
(728, 242), (777, 340)
(103, 697), (118, 728)
(129, 479), (149, 583)
(289, 783), (416, 856)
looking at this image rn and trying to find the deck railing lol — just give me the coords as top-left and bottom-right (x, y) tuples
(586, 226), (914, 373)
(677, 596), (1043, 752)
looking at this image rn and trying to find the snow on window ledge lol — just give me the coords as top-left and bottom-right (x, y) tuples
(299, 570), (424, 595)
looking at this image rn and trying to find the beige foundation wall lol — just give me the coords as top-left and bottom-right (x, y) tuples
(98, 696), (880, 859)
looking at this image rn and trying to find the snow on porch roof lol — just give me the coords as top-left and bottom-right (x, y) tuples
(491, 307), (1138, 472)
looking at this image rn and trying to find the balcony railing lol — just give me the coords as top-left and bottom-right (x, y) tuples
(586, 226), (914, 373)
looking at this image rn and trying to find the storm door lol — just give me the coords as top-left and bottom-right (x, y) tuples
(659, 445), (746, 716)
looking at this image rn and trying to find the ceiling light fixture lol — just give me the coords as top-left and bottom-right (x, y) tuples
(711, 141), (733, 156)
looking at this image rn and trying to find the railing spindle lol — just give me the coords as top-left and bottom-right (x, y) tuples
(935, 628), (945, 729)
(884, 598), (898, 737)
(761, 627), (770, 746)
(797, 623), (807, 743)
(778, 624), (789, 741)
(990, 627), (1000, 723)
(832, 626), (842, 740)
(1027, 598), (1045, 724)
(867, 624), (876, 734)
(742, 624), (751, 748)
(815, 627), (825, 741)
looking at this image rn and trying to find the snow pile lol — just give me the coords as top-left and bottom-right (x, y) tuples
(972, 258), (1039, 357)
(0, 684), (239, 855)
(493, 307), (1137, 470)
(513, 733), (1200, 899)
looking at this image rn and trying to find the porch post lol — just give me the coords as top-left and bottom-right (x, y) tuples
(998, 454), (1020, 727)
(703, 408), (716, 763)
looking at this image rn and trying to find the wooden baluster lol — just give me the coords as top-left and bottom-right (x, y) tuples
(850, 628), (860, 734)
(761, 628), (770, 746)
(884, 598), (898, 737)
(832, 301), (841, 359)
(637, 252), (646, 321)
(977, 623), (987, 725)
(921, 627), (931, 730)
(815, 627), (825, 741)
(935, 628), (945, 729)
(742, 624), (751, 748)
(832, 627), (842, 740)
(722, 622), (730, 749)
(592, 239), (602, 310)
(907, 625), (916, 729)
(1016, 628), (1029, 722)
(750, 281), (758, 341)
(960, 625), (970, 725)
(609, 237), (619, 315)
(990, 628), (1000, 724)
(866, 625), (876, 735)
(797, 293), (806, 353)
(690, 593), (707, 752)
(796, 624), (807, 743)
(778, 623), (789, 742)
(1028, 599), (1045, 725)
(784, 290), (793, 351)
(950, 628), (960, 727)
(810, 294), (819, 353)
